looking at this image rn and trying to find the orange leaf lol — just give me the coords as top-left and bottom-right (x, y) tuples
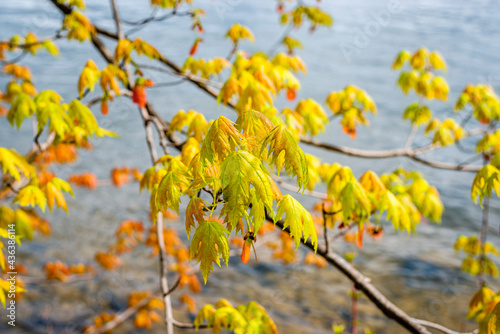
(101, 100), (109, 115)
(241, 241), (251, 263)
(111, 167), (130, 187)
(68, 172), (98, 189)
(132, 86), (147, 108)
(286, 87), (296, 101)
(179, 293), (197, 313)
(95, 252), (121, 270)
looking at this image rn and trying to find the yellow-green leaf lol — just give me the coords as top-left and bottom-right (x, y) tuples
(190, 220), (230, 283)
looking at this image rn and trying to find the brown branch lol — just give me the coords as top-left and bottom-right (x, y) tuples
(300, 137), (482, 172)
(110, 0), (124, 40)
(269, 213), (425, 334)
(272, 175), (327, 199)
(268, 212), (478, 334)
(140, 108), (158, 164)
(322, 203), (329, 254)
(413, 319), (478, 334)
(156, 212), (174, 334)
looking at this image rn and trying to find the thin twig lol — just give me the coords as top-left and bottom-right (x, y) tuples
(413, 319), (478, 334)
(405, 124), (417, 149)
(267, 23), (293, 56)
(140, 109), (158, 164)
(110, 0), (124, 40)
(478, 157), (490, 286)
(157, 212), (174, 334)
(272, 175), (327, 199)
(300, 137), (482, 172)
(322, 203), (329, 254)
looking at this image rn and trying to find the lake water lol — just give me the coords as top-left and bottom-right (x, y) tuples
(1, 0), (500, 333)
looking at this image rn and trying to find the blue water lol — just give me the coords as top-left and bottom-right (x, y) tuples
(1, 0), (500, 332)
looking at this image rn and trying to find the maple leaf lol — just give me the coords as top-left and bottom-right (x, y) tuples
(295, 98), (329, 136)
(111, 167), (130, 187)
(403, 102), (432, 126)
(468, 286), (495, 319)
(235, 109), (276, 145)
(7, 93), (37, 129)
(226, 24), (255, 44)
(44, 177), (73, 212)
(14, 185), (47, 212)
(261, 125), (308, 190)
(68, 172), (98, 189)
(132, 85), (147, 108)
(200, 116), (243, 164)
(471, 165), (500, 207)
(78, 60), (100, 97)
(339, 181), (371, 220)
(190, 220), (230, 283)
(0, 147), (34, 182)
(67, 100), (99, 135)
(392, 50), (411, 69)
(220, 150), (274, 232)
(379, 191), (411, 232)
(155, 171), (190, 215)
(194, 304), (216, 329)
(185, 196), (206, 237)
(179, 294), (197, 313)
(35, 93), (72, 139)
(114, 39), (132, 63)
(95, 252), (121, 270)
(276, 194), (317, 251)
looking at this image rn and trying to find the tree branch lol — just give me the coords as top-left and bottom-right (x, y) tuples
(300, 137), (482, 172)
(413, 319), (478, 334)
(156, 212), (174, 334)
(269, 213), (476, 334)
(110, 0), (124, 40)
(275, 217), (431, 333)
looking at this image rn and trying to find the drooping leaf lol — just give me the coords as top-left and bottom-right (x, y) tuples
(468, 286), (495, 319)
(13, 185), (47, 212)
(339, 181), (371, 220)
(189, 220), (230, 283)
(275, 194), (317, 251)
(7, 93), (36, 129)
(200, 116), (243, 164)
(155, 171), (190, 214)
(471, 165), (500, 206)
(261, 125), (308, 190)
(0, 148), (34, 181)
(220, 150), (274, 231)
(235, 109), (276, 144)
(185, 196), (206, 237)
(44, 178), (74, 212)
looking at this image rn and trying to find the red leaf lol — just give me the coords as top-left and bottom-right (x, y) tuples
(342, 125), (357, 139)
(132, 86), (147, 108)
(286, 88), (296, 101)
(189, 39), (203, 56)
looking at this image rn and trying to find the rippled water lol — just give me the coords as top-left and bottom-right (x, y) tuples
(1, 0), (500, 333)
